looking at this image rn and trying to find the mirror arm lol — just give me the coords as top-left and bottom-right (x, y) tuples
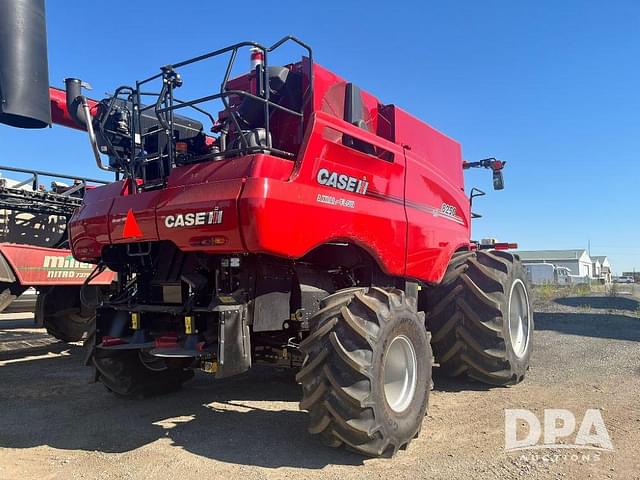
(463, 158), (506, 190)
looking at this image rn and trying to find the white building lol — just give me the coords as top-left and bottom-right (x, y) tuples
(592, 258), (602, 277)
(516, 249), (593, 278)
(592, 256), (612, 283)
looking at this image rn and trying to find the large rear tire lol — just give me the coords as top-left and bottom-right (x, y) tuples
(297, 287), (432, 457)
(84, 310), (192, 399)
(423, 250), (533, 386)
(92, 349), (194, 399)
(37, 287), (92, 342)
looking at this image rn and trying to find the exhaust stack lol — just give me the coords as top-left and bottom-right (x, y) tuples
(64, 78), (89, 129)
(0, 0), (51, 129)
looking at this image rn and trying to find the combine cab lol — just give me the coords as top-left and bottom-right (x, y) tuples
(0, 0), (532, 457)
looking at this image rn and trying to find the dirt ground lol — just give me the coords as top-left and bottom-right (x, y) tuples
(1, 290), (639, 480)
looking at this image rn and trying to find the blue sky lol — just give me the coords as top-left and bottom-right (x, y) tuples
(0, 0), (638, 273)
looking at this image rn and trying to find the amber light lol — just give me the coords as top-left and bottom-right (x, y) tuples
(189, 236), (228, 247)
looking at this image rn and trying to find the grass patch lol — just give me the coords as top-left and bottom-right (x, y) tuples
(532, 284), (574, 301)
(571, 283), (591, 296)
(533, 284), (562, 302)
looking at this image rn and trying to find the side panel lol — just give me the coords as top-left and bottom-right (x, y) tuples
(394, 107), (470, 283)
(0, 244), (115, 285)
(155, 179), (245, 252)
(109, 189), (162, 243)
(239, 111), (408, 277)
(70, 181), (123, 260)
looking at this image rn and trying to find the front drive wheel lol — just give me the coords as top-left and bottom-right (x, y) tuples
(424, 250), (533, 385)
(297, 287), (432, 457)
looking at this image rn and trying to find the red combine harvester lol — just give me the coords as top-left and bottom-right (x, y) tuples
(1, 0), (532, 457)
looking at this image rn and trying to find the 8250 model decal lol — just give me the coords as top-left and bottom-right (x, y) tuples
(316, 168), (369, 194)
(440, 202), (457, 218)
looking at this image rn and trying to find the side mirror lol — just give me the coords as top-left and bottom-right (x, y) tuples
(493, 169), (504, 190)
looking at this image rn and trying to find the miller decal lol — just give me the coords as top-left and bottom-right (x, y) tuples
(42, 255), (93, 279)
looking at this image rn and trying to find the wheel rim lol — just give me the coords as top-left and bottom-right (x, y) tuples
(383, 335), (418, 413)
(508, 279), (531, 358)
(138, 351), (168, 372)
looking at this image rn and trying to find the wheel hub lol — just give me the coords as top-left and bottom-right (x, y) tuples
(383, 335), (418, 413)
(508, 279), (531, 358)
(138, 351), (168, 372)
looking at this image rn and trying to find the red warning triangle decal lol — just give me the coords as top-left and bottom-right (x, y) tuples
(122, 208), (143, 238)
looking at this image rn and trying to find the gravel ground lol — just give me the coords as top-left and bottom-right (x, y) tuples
(0, 292), (639, 480)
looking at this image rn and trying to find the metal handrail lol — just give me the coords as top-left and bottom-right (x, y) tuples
(0, 165), (109, 191)
(95, 36), (314, 187)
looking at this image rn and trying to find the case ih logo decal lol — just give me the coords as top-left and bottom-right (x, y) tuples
(316, 168), (369, 194)
(164, 207), (223, 228)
